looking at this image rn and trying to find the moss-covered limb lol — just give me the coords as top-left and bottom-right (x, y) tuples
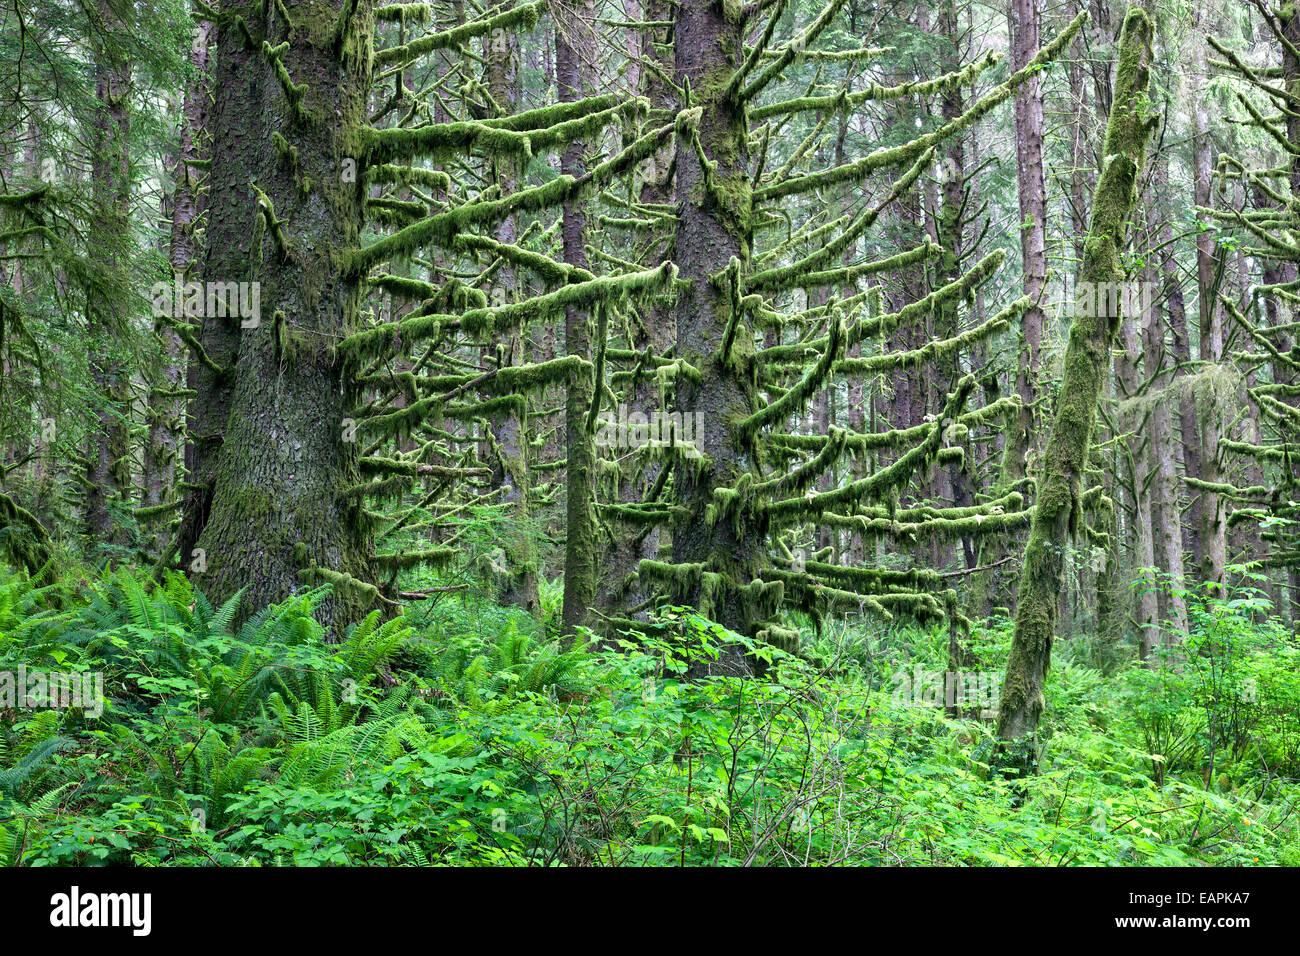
(757, 251), (1003, 363)
(346, 175), (571, 276)
(818, 507), (1036, 541)
(341, 264), (675, 358)
(298, 565), (381, 602)
(739, 317), (843, 440)
(1183, 476), (1272, 501)
(1230, 87), (1300, 157)
(250, 182), (293, 259)
(597, 502), (686, 524)
(753, 426), (848, 497)
(0, 185), (51, 209)
(478, 93), (626, 133)
(375, 3), (434, 23)
(363, 100), (641, 165)
(834, 298), (1024, 375)
(366, 163), (452, 191)
(369, 273), (438, 299)
(357, 456), (487, 480)
(755, 212), (848, 269)
(998, 6), (1155, 752)
(368, 198), (429, 226)
(347, 120), (682, 278)
(262, 41), (311, 123)
(1220, 436), (1298, 462)
(1224, 297), (1300, 373)
(749, 149), (935, 292)
(372, 547), (456, 570)
(1207, 35), (1300, 108)
(736, 0), (850, 102)
(0, 491), (53, 571)
(820, 490), (1026, 525)
(725, 0), (793, 101)
(360, 121), (538, 163)
(756, 13), (1085, 205)
(1206, 199), (1300, 258)
(749, 51), (998, 122)
(766, 567), (894, 620)
(766, 376), (975, 524)
(133, 499), (184, 520)
(766, 399), (1013, 461)
(173, 321), (229, 377)
(453, 232), (593, 284)
(1256, 391), (1300, 430)
(373, 0), (545, 67)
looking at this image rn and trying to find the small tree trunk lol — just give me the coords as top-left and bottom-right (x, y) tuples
(998, 6), (1155, 755)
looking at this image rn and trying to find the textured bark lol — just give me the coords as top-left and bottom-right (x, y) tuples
(1143, 267), (1188, 638)
(998, 6), (1154, 752)
(559, 0), (599, 630)
(668, 0), (764, 653)
(595, 0), (678, 619)
(1006, 0), (1047, 488)
(84, 0), (133, 549)
(1116, 286), (1158, 653)
(196, 0), (375, 630)
(936, 0), (976, 572)
(485, 23), (539, 614)
(178, 5), (264, 568)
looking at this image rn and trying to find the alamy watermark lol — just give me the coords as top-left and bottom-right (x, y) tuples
(0, 666), (103, 718)
(890, 664), (1000, 716)
(1065, 279), (1157, 320)
(595, 405), (705, 456)
(151, 277), (261, 328)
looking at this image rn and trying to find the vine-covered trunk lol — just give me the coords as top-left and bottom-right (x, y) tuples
(998, 5), (1155, 754)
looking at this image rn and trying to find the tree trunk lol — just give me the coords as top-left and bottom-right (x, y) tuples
(85, 0), (133, 550)
(558, 0), (599, 630)
(998, 5), (1154, 756)
(195, 0), (375, 630)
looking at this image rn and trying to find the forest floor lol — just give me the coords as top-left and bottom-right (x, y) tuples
(1, 563), (1297, 866)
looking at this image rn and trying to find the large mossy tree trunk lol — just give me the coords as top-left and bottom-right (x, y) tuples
(194, 0), (375, 630)
(997, 5), (1155, 756)
(667, 0), (766, 651)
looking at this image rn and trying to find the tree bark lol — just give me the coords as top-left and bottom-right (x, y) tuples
(195, 0), (375, 630)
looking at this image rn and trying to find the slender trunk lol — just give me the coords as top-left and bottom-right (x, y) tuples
(998, 6), (1154, 753)
(559, 1), (599, 629)
(146, 18), (214, 560)
(85, 1), (133, 549)
(178, 4), (263, 569)
(1192, 4), (1225, 588)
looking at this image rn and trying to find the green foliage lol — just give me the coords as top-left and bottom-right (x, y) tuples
(0, 562), (1296, 866)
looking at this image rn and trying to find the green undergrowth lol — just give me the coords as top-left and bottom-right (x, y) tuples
(0, 562), (1297, 866)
